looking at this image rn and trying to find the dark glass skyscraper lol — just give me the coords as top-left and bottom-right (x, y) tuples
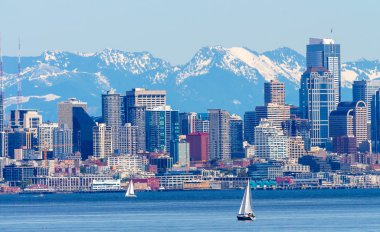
(307, 38), (341, 105)
(371, 90), (380, 154)
(72, 107), (96, 160)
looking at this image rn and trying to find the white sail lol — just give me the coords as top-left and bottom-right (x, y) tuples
(238, 180), (253, 215)
(125, 179), (136, 197)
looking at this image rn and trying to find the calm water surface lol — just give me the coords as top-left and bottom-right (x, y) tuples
(0, 189), (379, 231)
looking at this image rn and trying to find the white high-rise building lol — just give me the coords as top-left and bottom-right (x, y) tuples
(118, 123), (138, 155)
(208, 109), (230, 161)
(38, 123), (59, 152)
(254, 119), (288, 160)
(93, 123), (113, 158)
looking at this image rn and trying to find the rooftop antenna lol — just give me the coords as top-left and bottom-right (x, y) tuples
(17, 37), (22, 110)
(0, 33), (4, 131)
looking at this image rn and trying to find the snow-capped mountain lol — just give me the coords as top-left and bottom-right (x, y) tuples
(1, 46), (379, 120)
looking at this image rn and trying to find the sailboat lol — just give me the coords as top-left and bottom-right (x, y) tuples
(125, 179), (136, 198)
(237, 180), (255, 221)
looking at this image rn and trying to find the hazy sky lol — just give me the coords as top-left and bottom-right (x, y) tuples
(0, 0), (379, 64)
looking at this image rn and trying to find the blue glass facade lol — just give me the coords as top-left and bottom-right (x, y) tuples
(371, 90), (380, 154)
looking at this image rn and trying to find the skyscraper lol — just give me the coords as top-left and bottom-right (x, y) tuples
(58, 98), (87, 129)
(93, 123), (113, 159)
(72, 107), (96, 160)
(264, 80), (285, 106)
(208, 109), (230, 161)
(187, 132), (209, 162)
(53, 125), (73, 159)
(102, 89), (122, 153)
(352, 80), (380, 121)
(118, 123), (138, 155)
(127, 106), (146, 152)
(255, 103), (290, 130)
(371, 90), (380, 154)
(229, 114), (244, 159)
(299, 67), (336, 148)
(307, 38), (341, 105)
(145, 106), (179, 154)
(329, 101), (367, 147)
(244, 111), (257, 145)
(38, 123), (59, 154)
(124, 88), (166, 122)
(179, 112), (197, 135)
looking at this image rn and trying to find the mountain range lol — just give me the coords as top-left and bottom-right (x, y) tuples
(2, 46), (380, 120)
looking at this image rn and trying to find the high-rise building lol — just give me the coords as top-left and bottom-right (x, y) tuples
(118, 123), (138, 155)
(329, 101), (367, 147)
(244, 111), (257, 145)
(10, 109), (40, 129)
(38, 123), (59, 153)
(102, 89), (122, 153)
(102, 89), (121, 127)
(288, 136), (306, 160)
(127, 106), (146, 152)
(58, 98), (87, 129)
(264, 80), (285, 105)
(208, 109), (230, 161)
(299, 67), (336, 148)
(172, 140), (190, 166)
(254, 119), (288, 160)
(72, 107), (96, 160)
(145, 106), (179, 154)
(307, 38), (341, 105)
(371, 90), (380, 154)
(282, 115), (311, 150)
(229, 114), (244, 159)
(53, 125), (73, 159)
(187, 132), (209, 162)
(179, 112), (197, 135)
(194, 114), (210, 133)
(255, 103), (290, 129)
(7, 129), (35, 159)
(352, 80), (380, 121)
(93, 123), (113, 159)
(124, 88), (166, 122)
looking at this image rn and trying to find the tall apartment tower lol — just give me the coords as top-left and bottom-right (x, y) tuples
(38, 123), (59, 153)
(352, 80), (380, 121)
(93, 123), (113, 159)
(299, 67), (336, 148)
(118, 123), (138, 155)
(264, 80), (285, 105)
(307, 38), (341, 105)
(243, 111), (257, 145)
(58, 98), (87, 129)
(229, 114), (244, 159)
(53, 125), (73, 159)
(208, 109), (230, 161)
(127, 106), (146, 152)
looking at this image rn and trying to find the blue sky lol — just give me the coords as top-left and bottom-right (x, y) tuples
(0, 0), (378, 64)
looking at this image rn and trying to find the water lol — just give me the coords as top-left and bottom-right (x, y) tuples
(0, 189), (380, 231)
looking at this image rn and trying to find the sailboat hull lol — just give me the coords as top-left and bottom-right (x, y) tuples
(237, 215), (255, 221)
(125, 195), (137, 198)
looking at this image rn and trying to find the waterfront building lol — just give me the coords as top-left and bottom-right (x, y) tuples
(156, 174), (201, 190)
(107, 154), (143, 174)
(264, 79), (285, 106)
(229, 114), (244, 159)
(244, 111), (257, 145)
(93, 123), (113, 159)
(307, 38), (341, 105)
(58, 98), (87, 129)
(208, 109), (230, 161)
(299, 67), (336, 148)
(72, 107), (96, 160)
(248, 161), (283, 180)
(187, 132), (209, 162)
(298, 155), (332, 172)
(254, 119), (288, 160)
